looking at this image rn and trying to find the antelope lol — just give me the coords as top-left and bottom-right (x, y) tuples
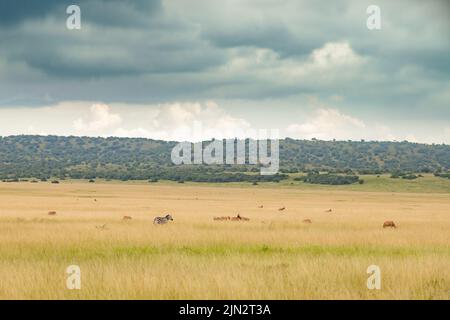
(213, 216), (231, 221)
(383, 221), (397, 228)
(231, 214), (242, 221)
(48, 211), (57, 216)
(278, 206), (286, 211)
(231, 214), (250, 221)
(95, 224), (107, 230)
(302, 219), (312, 224)
(123, 216), (132, 220)
(325, 209), (332, 213)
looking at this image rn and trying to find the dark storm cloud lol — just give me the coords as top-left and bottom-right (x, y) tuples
(0, 0), (62, 26)
(0, 0), (448, 122)
(201, 24), (319, 59)
(0, 0), (162, 26)
(0, 0), (225, 79)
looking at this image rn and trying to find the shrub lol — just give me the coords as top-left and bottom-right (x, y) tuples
(303, 173), (360, 185)
(401, 174), (418, 180)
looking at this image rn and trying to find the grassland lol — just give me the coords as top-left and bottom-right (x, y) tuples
(0, 177), (449, 299)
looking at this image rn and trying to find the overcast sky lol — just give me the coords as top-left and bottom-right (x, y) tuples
(0, 0), (449, 142)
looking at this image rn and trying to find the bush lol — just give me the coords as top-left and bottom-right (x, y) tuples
(303, 173), (360, 185)
(402, 174), (418, 180)
(435, 172), (450, 179)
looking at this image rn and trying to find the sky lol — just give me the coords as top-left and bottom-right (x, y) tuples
(0, 0), (449, 143)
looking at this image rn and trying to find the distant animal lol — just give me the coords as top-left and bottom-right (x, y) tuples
(302, 219), (312, 224)
(278, 206), (286, 211)
(153, 214), (174, 225)
(383, 221), (397, 228)
(48, 211), (57, 216)
(95, 224), (107, 230)
(325, 209), (332, 212)
(230, 214), (250, 221)
(213, 216), (231, 221)
(258, 205), (264, 208)
(123, 216), (132, 220)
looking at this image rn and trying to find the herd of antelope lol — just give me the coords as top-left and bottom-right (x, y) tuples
(214, 214), (250, 221)
(47, 205), (398, 229)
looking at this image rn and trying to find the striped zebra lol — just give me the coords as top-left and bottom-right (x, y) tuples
(153, 214), (174, 225)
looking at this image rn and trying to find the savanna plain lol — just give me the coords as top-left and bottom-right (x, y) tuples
(0, 175), (449, 299)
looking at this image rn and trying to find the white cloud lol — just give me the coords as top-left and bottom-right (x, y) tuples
(221, 41), (366, 83)
(0, 100), (448, 144)
(0, 101), (252, 141)
(286, 108), (366, 140)
(284, 106), (450, 144)
(372, 124), (397, 141)
(113, 101), (253, 141)
(73, 104), (122, 133)
(309, 42), (364, 68)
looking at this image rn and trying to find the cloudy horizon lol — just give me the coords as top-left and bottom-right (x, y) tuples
(0, 0), (449, 143)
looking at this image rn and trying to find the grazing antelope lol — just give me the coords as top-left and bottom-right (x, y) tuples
(325, 209), (332, 213)
(213, 216), (231, 221)
(230, 214), (250, 221)
(153, 214), (174, 225)
(278, 206), (286, 211)
(383, 221), (397, 228)
(48, 211), (57, 216)
(258, 205), (264, 208)
(302, 219), (312, 224)
(123, 216), (132, 220)
(95, 224), (107, 230)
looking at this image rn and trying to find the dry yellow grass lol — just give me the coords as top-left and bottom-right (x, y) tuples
(0, 181), (449, 299)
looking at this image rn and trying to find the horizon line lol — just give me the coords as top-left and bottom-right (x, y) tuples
(0, 134), (448, 146)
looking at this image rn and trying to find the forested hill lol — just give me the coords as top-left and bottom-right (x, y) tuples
(0, 135), (449, 180)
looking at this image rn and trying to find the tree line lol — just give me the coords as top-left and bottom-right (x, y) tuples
(0, 135), (448, 183)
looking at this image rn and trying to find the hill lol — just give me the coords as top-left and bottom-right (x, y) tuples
(0, 135), (449, 181)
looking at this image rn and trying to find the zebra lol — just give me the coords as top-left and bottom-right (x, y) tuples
(153, 214), (174, 225)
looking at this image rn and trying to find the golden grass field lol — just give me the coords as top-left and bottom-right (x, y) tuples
(0, 177), (449, 299)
